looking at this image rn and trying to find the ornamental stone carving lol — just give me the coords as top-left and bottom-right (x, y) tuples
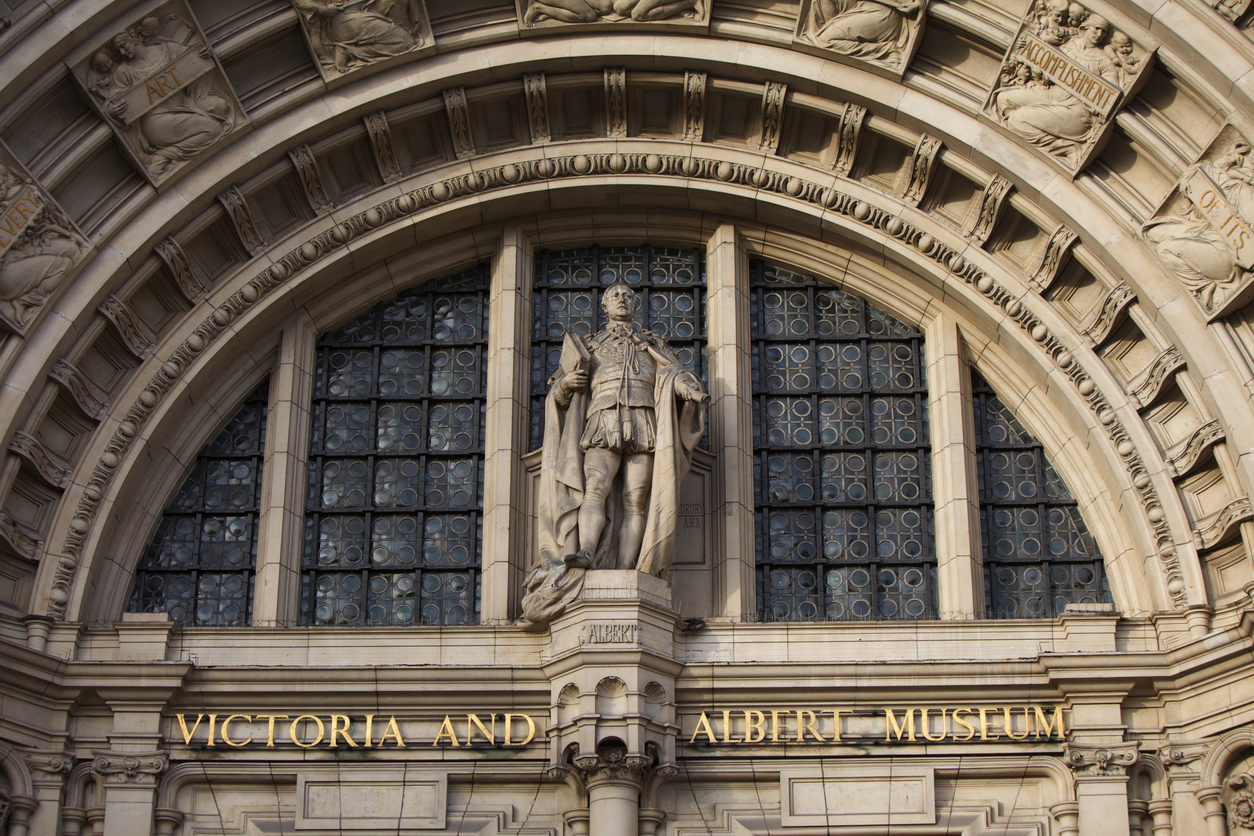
(1063, 743), (1139, 775)
(91, 751), (168, 785)
(519, 282), (708, 630)
(0, 147), (89, 334)
(1225, 774), (1254, 829)
(795, 0), (925, 72)
(291, 0), (432, 80)
(983, 0), (1153, 174)
(1143, 126), (1254, 320)
(72, 2), (247, 186)
(519, 0), (709, 28)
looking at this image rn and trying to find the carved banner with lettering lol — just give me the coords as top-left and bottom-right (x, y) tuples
(105, 49), (216, 127)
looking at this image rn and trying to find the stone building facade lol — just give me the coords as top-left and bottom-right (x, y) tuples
(2, 0), (1254, 833)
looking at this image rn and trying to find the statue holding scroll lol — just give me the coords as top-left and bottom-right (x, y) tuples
(519, 282), (708, 630)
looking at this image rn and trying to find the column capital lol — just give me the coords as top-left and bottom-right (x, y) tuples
(573, 741), (649, 790)
(23, 750), (70, 783)
(1064, 743), (1139, 777)
(90, 751), (168, 786)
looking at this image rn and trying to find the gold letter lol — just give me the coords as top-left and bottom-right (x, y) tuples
(796, 710), (824, 743)
(952, 708), (975, 741)
(824, 709), (844, 742)
(378, 716), (406, 747)
(978, 707), (1000, 740)
(206, 714), (218, 747)
(221, 714), (253, 747)
(256, 714), (288, 747)
(433, 715), (460, 746)
(721, 709), (737, 743)
(176, 714), (205, 745)
(919, 708), (946, 742)
(329, 715), (357, 748)
(504, 714), (536, 746)
(290, 715), (325, 748)
(1033, 706), (1065, 739)
(690, 712), (718, 744)
(1004, 707), (1030, 740)
(770, 710), (791, 742)
(466, 714), (496, 745)
(743, 710), (766, 744)
(885, 708), (916, 742)
(364, 714), (374, 748)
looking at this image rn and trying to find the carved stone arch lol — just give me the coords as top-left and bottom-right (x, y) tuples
(1201, 727), (1254, 789)
(1129, 752), (1168, 802)
(0, 742), (33, 800)
(595, 677), (628, 716)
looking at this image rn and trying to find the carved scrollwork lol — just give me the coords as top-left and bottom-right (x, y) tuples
(966, 174), (1013, 244)
(1126, 346), (1183, 408)
(364, 110), (402, 183)
(91, 751), (167, 785)
(1064, 744), (1139, 775)
(9, 431), (69, 488)
(288, 144), (332, 214)
(1027, 224), (1077, 292)
(524, 73), (551, 144)
(218, 186), (264, 256)
(1225, 773), (1254, 828)
(98, 294), (153, 358)
(833, 103), (866, 177)
(1165, 418), (1224, 477)
(605, 69), (627, 138)
(759, 82), (787, 153)
(901, 134), (941, 206)
(1084, 281), (1134, 345)
(443, 87), (475, 159)
(154, 237), (203, 302)
(49, 359), (106, 420)
(682, 71), (706, 141)
(0, 509), (39, 560)
(1193, 496), (1253, 549)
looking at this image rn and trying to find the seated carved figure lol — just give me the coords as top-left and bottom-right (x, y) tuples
(524, 0), (702, 24)
(0, 167), (84, 329)
(803, 0), (921, 63)
(292, 0), (424, 74)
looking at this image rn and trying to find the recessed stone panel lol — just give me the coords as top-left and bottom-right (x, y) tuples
(781, 766), (935, 827)
(296, 771), (446, 831)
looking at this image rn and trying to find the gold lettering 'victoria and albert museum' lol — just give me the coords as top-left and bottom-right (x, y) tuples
(519, 283), (709, 629)
(983, 0), (1153, 174)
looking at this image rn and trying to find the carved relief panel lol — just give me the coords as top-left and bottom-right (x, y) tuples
(1143, 125), (1254, 320)
(794, 0), (926, 75)
(291, 0), (433, 81)
(981, 0), (1154, 175)
(0, 143), (91, 335)
(70, 1), (249, 187)
(517, 0), (710, 30)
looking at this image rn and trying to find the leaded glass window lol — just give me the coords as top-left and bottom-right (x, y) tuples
(127, 381), (269, 627)
(971, 370), (1108, 617)
(530, 246), (707, 450)
(301, 268), (488, 626)
(751, 262), (935, 622)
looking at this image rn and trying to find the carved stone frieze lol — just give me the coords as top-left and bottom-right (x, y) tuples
(1126, 346), (1183, 408)
(1064, 743), (1139, 776)
(982, 1), (1154, 175)
(1193, 495), (1252, 549)
(605, 69), (627, 138)
(1165, 418), (1224, 477)
(833, 103), (866, 177)
(794, 0), (926, 74)
(98, 294), (152, 358)
(49, 359), (107, 420)
(682, 71), (706, 142)
(1144, 126), (1254, 320)
(759, 82), (787, 154)
(154, 237), (203, 302)
(966, 174), (1013, 245)
(1084, 281), (1134, 345)
(0, 509), (39, 560)
(9, 431), (69, 487)
(519, 0), (709, 29)
(71, 1), (248, 187)
(288, 144), (332, 214)
(217, 187), (264, 256)
(363, 110), (402, 183)
(900, 134), (941, 206)
(91, 751), (167, 785)
(291, 0), (431, 80)
(524, 73), (551, 144)
(1027, 223), (1078, 292)
(443, 87), (476, 159)
(0, 143), (90, 335)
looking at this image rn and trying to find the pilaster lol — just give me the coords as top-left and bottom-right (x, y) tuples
(24, 751), (70, 836)
(1064, 743), (1139, 836)
(90, 752), (166, 836)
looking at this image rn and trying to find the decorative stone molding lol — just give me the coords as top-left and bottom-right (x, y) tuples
(1064, 744), (1139, 776)
(524, 73), (551, 144)
(0, 509), (39, 560)
(1165, 418), (1224, 477)
(758, 82), (787, 154)
(794, 0), (925, 74)
(443, 87), (475, 159)
(900, 134), (941, 206)
(290, 0), (431, 81)
(217, 186), (264, 256)
(363, 110), (402, 183)
(833, 103), (866, 177)
(288, 144), (332, 214)
(9, 431), (69, 488)
(90, 751), (167, 785)
(518, 0), (709, 29)
(1084, 281), (1135, 345)
(97, 294), (152, 359)
(154, 237), (203, 303)
(49, 359), (106, 421)
(1193, 496), (1252, 549)
(1163, 742), (1208, 772)
(41, 147), (1192, 617)
(982, 1), (1154, 175)
(605, 69), (627, 138)
(966, 174), (1012, 245)
(1126, 346), (1184, 408)
(69, 1), (249, 187)
(1027, 224), (1077, 292)
(573, 740), (651, 786)
(1224, 774), (1254, 828)
(24, 751), (70, 783)
(681, 71), (705, 141)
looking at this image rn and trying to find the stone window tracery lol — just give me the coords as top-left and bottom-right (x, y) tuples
(300, 267), (489, 626)
(750, 261), (936, 622)
(127, 381), (269, 627)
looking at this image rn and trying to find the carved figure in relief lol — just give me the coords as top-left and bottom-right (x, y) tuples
(0, 166), (86, 329)
(1144, 141), (1254, 314)
(801, 0), (920, 63)
(292, 0), (425, 74)
(523, 0), (702, 25)
(87, 15), (234, 176)
(519, 282), (708, 629)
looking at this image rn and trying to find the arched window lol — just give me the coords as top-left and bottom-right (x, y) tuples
(300, 267), (489, 626)
(971, 370), (1109, 617)
(127, 381), (269, 626)
(751, 262), (935, 622)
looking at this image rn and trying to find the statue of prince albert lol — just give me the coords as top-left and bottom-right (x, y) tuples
(518, 281), (709, 630)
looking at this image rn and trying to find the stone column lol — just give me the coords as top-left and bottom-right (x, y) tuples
(575, 743), (645, 836)
(24, 752), (70, 836)
(1128, 800), (1149, 835)
(90, 752), (167, 836)
(152, 809), (183, 836)
(6, 795), (37, 836)
(1147, 798), (1173, 835)
(1049, 800), (1079, 836)
(481, 227), (532, 623)
(1064, 744), (1139, 836)
(705, 224), (755, 620)
(1196, 786), (1227, 836)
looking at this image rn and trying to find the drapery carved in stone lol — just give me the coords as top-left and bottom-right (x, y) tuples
(72, 1), (248, 186)
(1144, 126), (1254, 320)
(794, 0), (925, 72)
(983, 0), (1153, 175)
(519, 0), (709, 28)
(0, 146), (89, 334)
(291, 0), (432, 80)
